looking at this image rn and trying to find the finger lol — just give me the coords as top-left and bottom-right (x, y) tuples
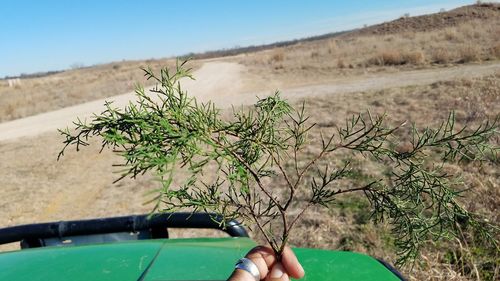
(280, 246), (305, 279)
(265, 262), (289, 281)
(246, 245), (277, 277)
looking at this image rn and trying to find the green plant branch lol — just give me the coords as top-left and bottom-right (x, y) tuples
(58, 60), (499, 265)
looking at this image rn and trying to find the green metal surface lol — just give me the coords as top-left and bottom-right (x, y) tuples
(143, 238), (256, 281)
(294, 248), (401, 281)
(0, 237), (402, 281)
(0, 240), (163, 281)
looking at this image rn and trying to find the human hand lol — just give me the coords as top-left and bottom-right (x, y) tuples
(227, 245), (305, 281)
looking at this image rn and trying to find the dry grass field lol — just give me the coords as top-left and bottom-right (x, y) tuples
(239, 17), (499, 90)
(1, 73), (498, 280)
(0, 59), (200, 122)
(0, 3), (499, 281)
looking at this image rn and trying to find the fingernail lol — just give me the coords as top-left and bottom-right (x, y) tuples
(270, 263), (284, 278)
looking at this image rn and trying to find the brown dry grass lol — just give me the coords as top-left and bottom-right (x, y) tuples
(367, 50), (426, 66)
(492, 43), (500, 58)
(432, 48), (453, 64)
(458, 45), (481, 63)
(269, 49), (285, 63)
(0, 59), (201, 122)
(239, 19), (499, 85)
(1, 72), (498, 280)
(403, 50), (426, 65)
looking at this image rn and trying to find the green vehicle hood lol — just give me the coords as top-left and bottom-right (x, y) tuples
(0, 237), (401, 281)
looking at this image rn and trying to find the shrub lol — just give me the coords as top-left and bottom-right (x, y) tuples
(380, 50), (404, 65)
(368, 50), (425, 66)
(443, 28), (459, 41)
(337, 58), (346, 68)
(432, 48), (452, 64)
(269, 50), (285, 63)
(59, 62), (500, 264)
(327, 40), (338, 54)
(458, 44), (480, 63)
(490, 43), (500, 59)
(402, 51), (425, 65)
(368, 50), (404, 66)
(401, 31), (416, 40)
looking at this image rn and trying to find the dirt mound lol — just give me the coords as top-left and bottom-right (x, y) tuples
(349, 3), (500, 36)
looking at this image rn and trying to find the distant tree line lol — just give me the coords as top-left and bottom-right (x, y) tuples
(1, 70), (64, 80)
(2, 29), (351, 80)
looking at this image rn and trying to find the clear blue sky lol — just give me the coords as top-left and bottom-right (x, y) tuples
(0, 0), (472, 77)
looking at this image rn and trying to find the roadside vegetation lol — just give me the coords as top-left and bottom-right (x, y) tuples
(240, 18), (499, 85)
(287, 73), (500, 280)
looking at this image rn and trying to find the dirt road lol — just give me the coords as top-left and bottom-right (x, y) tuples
(0, 62), (244, 142)
(0, 62), (498, 142)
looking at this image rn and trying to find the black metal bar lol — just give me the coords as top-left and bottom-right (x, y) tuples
(377, 259), (406, 281)
(0, 213), (248, 245)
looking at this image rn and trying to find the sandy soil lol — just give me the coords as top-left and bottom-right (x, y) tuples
(0, 61), (498, 142)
